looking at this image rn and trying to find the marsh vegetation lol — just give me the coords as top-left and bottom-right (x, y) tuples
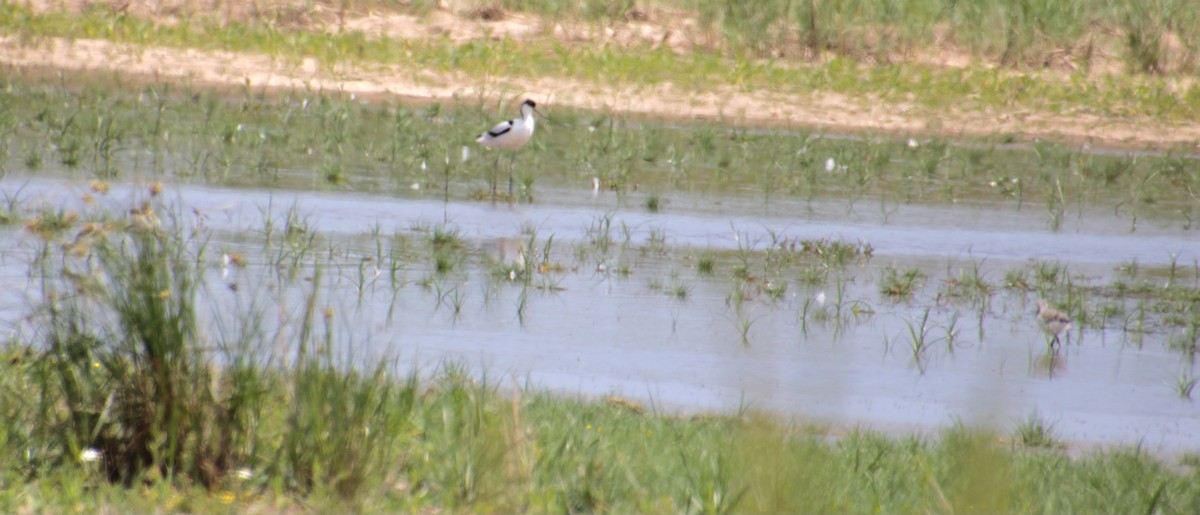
(1, 3), (1199, 511)
(3, 0), (1200, 131)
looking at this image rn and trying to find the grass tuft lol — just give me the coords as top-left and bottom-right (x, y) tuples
(1013, 412), (1063, 450)
(30, 200), (240, 487)
(880, 266), (926, 300)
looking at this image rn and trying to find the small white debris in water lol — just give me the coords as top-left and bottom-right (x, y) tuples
(461, 146), (471, 163)
(509, 270), (517, 280)
(825, 158), (836, 172)
(597, 263), (607, 272)
(907, 138), (919, 148)
(410, 182), (421, 190)
(592, 177), (600, 192)
(80, 448), (102, 463)
(815, 291), (826, 306)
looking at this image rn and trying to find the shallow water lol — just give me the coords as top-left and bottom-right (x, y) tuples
(1, 82), (1198, 453)
(3, 171), (1198, 454)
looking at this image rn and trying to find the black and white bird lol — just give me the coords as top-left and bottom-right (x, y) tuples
(477, 99), (543, 196)
(1035, 298), (1072, 347)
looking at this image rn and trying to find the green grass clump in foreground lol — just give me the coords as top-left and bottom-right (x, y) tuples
(2, 196), (1200, 513)
(1, 3), (1199, 121)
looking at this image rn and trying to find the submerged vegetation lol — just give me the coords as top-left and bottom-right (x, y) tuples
(2, 198), (1199, 513)
(0, 8), (1198, 507)
(0, 73), (1195, 229)
(0, 70), (1194, 349)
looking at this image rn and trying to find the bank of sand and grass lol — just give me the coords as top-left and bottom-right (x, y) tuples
(2, 1), (1200, 513)
(1, 0), (1200, 149)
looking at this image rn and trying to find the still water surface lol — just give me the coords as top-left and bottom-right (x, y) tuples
(3, 173), (1197, 453)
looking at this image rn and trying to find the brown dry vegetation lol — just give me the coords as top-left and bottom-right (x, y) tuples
(4, 0), (1199, 149)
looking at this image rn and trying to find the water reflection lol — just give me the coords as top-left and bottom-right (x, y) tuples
(2, 175), (1198, 454)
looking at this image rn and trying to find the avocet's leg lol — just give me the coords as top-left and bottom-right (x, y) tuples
(507, 150), (517, 196)
(490, 154), (501, 196)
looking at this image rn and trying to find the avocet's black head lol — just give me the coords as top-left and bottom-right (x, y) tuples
(519, 99), (546, 120)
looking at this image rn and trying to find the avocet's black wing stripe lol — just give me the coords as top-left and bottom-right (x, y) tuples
(486, 120), (515, 138)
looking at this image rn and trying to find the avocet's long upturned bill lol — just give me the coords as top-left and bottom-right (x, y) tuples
(477, 99), (542, 196)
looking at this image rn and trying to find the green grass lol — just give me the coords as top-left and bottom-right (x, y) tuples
(6, 302), (1200, 513)
(681, 0), (1199, 71)
(1, 64), (1197, 335)
(0, 68), (1197, 327)
(1012, 412), (1063, 450)
(941, 260), (994, 305)
(2, 118), (1200, 514)
(881, 265), (926, 300)
(430, 224), (467, 273)
(298, 0), (1200, 77)
(796, 238), (874, 268)
(1, 65), (1197, 225)
(2, 3), (1200, 122)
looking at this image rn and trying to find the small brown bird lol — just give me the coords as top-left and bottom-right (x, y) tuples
(1036, 299), (1072, 347)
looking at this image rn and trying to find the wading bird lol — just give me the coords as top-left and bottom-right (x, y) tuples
(1036, 298), (1072, 348)
(477, 99), (543, 196)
